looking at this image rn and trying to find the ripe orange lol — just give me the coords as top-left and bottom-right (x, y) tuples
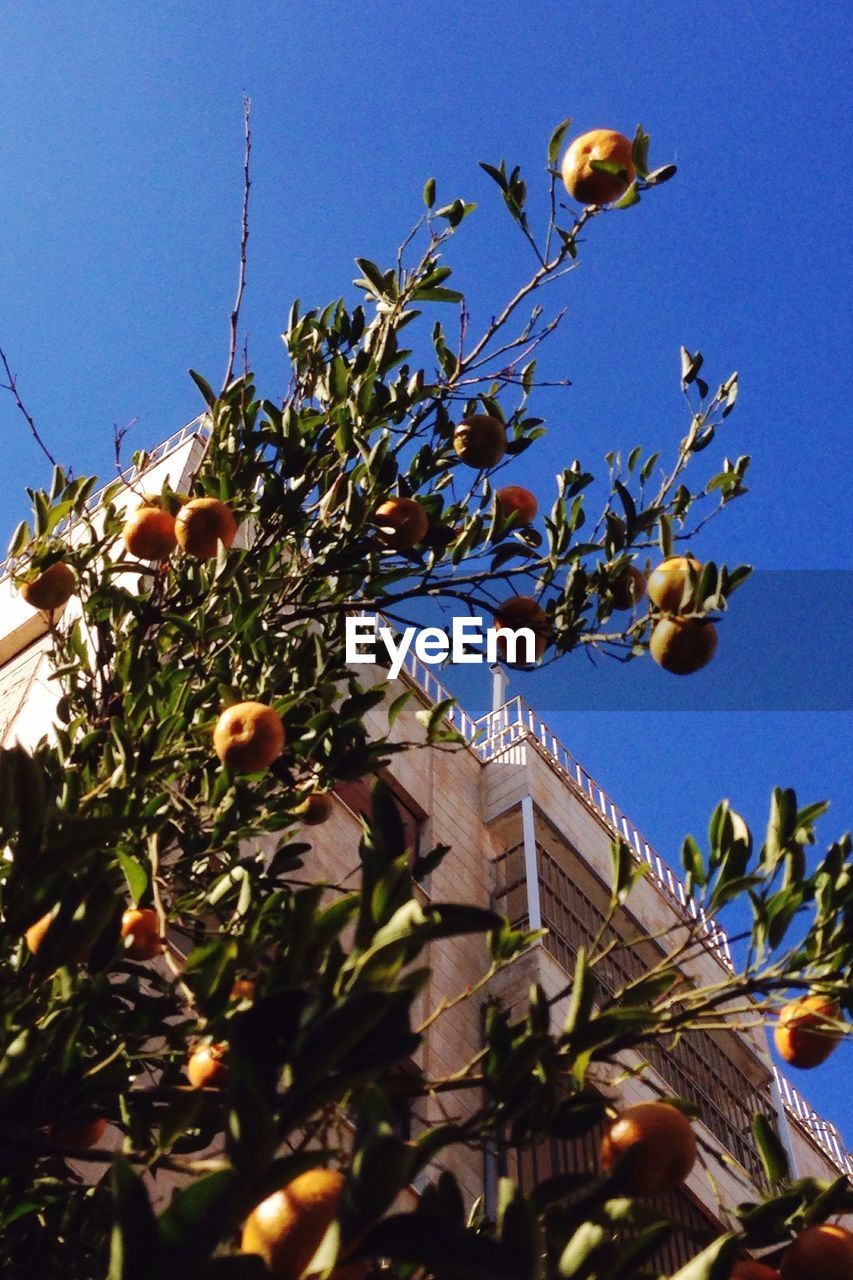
(231, 977), (256, 1002)
(374, 497), (429, 550)
(730, 1262), (781, 1280)
(600, 1101), (697, 1195)
(561, 129), (635, 205)
(781, 1224), (853, 1280)
(647, 555), (702, 613)
(213, 701), (285, 773)
(187, 1042), (229, 1089)
(120, 907), (162, 960)
(609, 565), (647, 611)
(493, 596), (549, 665)
(174, 497), (238, 559)
(25, 911), (54, 955)
(52, 1116), (108, 1150)
(295, 792), (334, 826)
(123, 505), (178, 560)
(20, 561), (76, 611)
(241, 1168), (365, 1279)
(496, 485), (538, 526)
(453, 415), (507, 469)
(649, 617), (718, 675)
(773, 995), (842, 1069)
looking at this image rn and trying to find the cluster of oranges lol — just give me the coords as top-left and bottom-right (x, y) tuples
(599, 1099), (852, 1280)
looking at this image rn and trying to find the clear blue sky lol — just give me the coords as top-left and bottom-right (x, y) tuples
(1, 3), (851, 1145)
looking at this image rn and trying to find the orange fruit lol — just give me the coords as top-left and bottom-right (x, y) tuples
(374, 497), (429, 550)
(647, 555), (702, 613)
(600, 1101), (697, 1195)
(609, 565), (647, 611)
(774, 995), (842, 1069)
(213, 701), (285, 773)
(453, 415), (507, 469)
(175, 497), (238, 559)
(496, 485), (538, 526)
(295, 792), (334, 826)
(730, 1262), (781, 1280)
(123, 505), (178, 560)
(241, 1168), (365, 1279)
(187, 1042), (229, 1089)
(561, 129), (635, 205)
(493, 596), (549, 665)
(20, 562), (76, 611)
(231, 977), (256, 1002)
(650, 617), (718, 675)
(120, 907), (162, 960)
(781, 1224), (853, 1280)
(52, 1116), (108, 1150)
(25, 911), (55, 955)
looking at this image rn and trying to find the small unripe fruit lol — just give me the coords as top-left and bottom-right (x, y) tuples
(647, 555), (702, 614)
(496, 485), (538, 526)
(20, 562), (76, 611)
(774, 995), (842, 1069)
(120, 907), (162, 960)
(175, 497), (238, 559)
(453, 415), (507, 469)
(650, 617), (718, 675)
(374, 497), (429, 550)
(600, 1101), (697, 1195)
(187, 1042), (229, 1089)
(213, 702), (286, 773)
(123, 506), (178, 560)
(561, 129), (635, 205)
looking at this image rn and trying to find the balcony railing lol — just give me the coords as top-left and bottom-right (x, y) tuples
(494, 839), (774, 1185)
(475, 695), (733, 970)
(774, 1068), (853, 1176)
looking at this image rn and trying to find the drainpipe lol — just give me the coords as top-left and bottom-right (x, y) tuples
(490, 661), (508, 734)
(521, 794), (542, 931)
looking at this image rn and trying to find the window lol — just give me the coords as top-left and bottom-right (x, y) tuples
(334, 774), (425, 859)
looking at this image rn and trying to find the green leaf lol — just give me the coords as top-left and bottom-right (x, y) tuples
(108, 1156), (158, 1280)
(669, 1234), (738, 1280)
(614, 182), (641, 209)
(189, 368), (217, 407)
(548, 118), (572, 167)
(423, 177), (436, 208)
(752, 1113), (790, 1185)
(354, 258), (387, 296)
(117, 853), (149, 906)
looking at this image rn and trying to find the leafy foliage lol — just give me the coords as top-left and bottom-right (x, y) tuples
(0, 122), (850, 1279)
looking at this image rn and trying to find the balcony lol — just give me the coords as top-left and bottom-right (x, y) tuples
(493, 837), (775, 1185)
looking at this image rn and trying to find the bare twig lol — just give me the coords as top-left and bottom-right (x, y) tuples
(223, 94), (253, 392)
(0, 343), (58, 468)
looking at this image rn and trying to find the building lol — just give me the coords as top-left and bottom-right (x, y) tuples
(1, 420), (849, 1270)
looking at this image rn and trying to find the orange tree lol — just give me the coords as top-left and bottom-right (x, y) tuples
(0, 120), (850, 1279)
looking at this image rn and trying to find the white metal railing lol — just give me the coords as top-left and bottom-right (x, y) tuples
(774, 1067), (853, 1176)
(474, 695), (733, 969)
(0, 414), (210, 587)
